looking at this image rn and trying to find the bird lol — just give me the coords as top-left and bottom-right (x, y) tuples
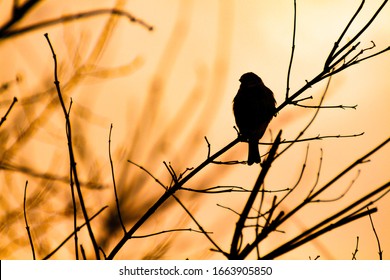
(233, 72), (276, 165)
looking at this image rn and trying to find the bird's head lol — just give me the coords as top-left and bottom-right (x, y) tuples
(239, 72), (263, 87)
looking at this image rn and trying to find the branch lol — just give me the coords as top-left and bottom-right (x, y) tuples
(1, 8), (153, 39)
(0, 0), (40, 35)
(291, 102), (357, 110)
(43, 206), (108, 260)
(286, 0), (297, 99)
(23, 180), (36, 260)
(325, 0), (388, 70)
(107, 137), (240, 259)
(44, 33), (100, 259)
(127, 160), (227, 257)
(0, 97), (18, 127)
(132, 228), (209, 238)
(352, 236), (359, 260)
(276, 73), (334, 159)
(108, 124), (126, 235)
(181, 185), (290, 194)
(311, 170), (361, 203)
(229, 131), (282, 259)
(261, 208), (378, 259)
(242, 139), (390, 259)
(367, 206), (383, 260)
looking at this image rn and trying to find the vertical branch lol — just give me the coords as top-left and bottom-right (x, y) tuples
(69, 161), (78, 260)
(109, 124), (126, 234)
(367, 207), (383, 260)
(230, 131), (282, 259)
(44, 33), (100, 259)
(23, 180), (36, 260)
(286, 0), (297, 99)
(352, 236), (359, 260)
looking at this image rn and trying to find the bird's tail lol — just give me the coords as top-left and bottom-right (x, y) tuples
(247, 140), (260, 165)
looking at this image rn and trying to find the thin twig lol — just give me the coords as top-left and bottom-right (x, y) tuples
(181, 185), (289, 194)
(1, 8), (153, 39)
(69, 157), (78, 260)
(286, 0), (297, 99)
(292, 102), (357, 110)
(43, 206), (108, 260)
(312, 170), (361, 203)
(44, 33), (100, 259)
(280, 132), (365, 144)
(23, 180), (36, 260)
(127, 159), (227, 256)
(267, 144), (310, 215)
(352, 236), (359, 260)
(367, 206), (383, 260)
(0, 97), (18, 127)
(204, 136), (211, 158)
(171, 193), (228, 257)
(132, 228), (208, 238)
(306, 148), (323, 198)
(109, 124), (126, 234)
(163, 161), (178, 184)
(127, 160), (167, 190)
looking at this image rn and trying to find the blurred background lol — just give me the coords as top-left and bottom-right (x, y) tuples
(0, 0), (389, 259)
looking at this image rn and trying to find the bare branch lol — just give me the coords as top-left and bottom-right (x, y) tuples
(312, 170), (361, 203)
(367, 207), (383, 260)
(44, 33), (100, 259)
(132, 228), (209, 238)
(23, 180), (36, 260)
(127, 160), (167, 190)
(276, 74), (333, 159)
(230, 131), (282, 259)
(261, 208), (378, 260)
(0, 97), (18, 127)
(306, 148), (324, 198)
(204, 136), (211, 159)
(324, 0), (365, 68)
(43, 206), (108, 260)
(286, 0), (297, 99)
(352, 236), (359, 260)
(181, 185), (290, 194)
(292, 102), (357, 110)
(108, 137), (240, 259)
(1, 8), (153, 39)
(109, 124), (126, 235)
(127, 159), (226, 256)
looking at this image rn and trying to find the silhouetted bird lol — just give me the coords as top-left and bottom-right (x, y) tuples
(233, 72), (276, 165)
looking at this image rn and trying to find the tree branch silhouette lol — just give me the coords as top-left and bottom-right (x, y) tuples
(1, 7), (153, 39)
(23, 180), (36, 260)
(44, 33), (100, 260)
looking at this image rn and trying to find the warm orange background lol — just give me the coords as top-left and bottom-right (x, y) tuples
(0, 0), (389, 259)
